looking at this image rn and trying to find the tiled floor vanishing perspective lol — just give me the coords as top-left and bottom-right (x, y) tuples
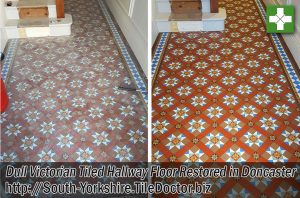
(0, 0), (147, 162)
(152, 0), (300, 163)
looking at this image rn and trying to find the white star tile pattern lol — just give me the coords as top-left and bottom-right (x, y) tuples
(1, 0), (147, 162)
(152, 0), (300, 163)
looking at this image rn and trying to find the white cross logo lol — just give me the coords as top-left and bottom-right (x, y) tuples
(269, 8), (292, 30)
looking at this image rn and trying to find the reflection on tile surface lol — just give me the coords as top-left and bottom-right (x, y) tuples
(152, 0), (300, 163)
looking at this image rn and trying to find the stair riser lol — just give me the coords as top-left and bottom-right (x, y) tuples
(5, 25), (71, 38)
(5, 5), (56, 20)
(5, 14), (72, 38)
(156, 20), (225, 32)
(170, 1), (202, 14)
(157, 21), (204, 32)
(156, 0), (211, 13)
(19, 7), (49, 19)
(156, 8), (226, 32)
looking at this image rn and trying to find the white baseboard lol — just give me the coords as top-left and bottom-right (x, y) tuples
(283, 35), (300, 68)
(152, 22), (159, 46)
(0, 28), (8, 52)
(152, 0), (159, 45)
(0, 0), (8, 52)
(105, 0), (148, 76)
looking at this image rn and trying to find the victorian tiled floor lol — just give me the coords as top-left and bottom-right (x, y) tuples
(152, 0), (300, 162)
(0, 0), (147, 162)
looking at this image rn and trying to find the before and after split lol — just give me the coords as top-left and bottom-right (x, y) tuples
(0, 0), (299, 197)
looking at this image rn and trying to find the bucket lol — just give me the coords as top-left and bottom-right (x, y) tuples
(1, 78), (9, 113)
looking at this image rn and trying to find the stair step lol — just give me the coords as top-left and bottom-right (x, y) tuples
(17, 0), (55, 8)
(19, 7), (49, 19)
(18, 17), (49, 28)
(5, 14), (72, 38)
(4, 0), (56, 20)
(155, 8), (226, 32)
(156, 0), (217, 14)
(169, 13), (202, 21)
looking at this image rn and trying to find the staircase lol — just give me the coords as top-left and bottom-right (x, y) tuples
(155, 0), (226, 32)
(4, 0), (72, 38)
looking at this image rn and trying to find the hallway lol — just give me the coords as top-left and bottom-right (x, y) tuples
(152, 0), (300, 163)
(1, 0), (147, 162)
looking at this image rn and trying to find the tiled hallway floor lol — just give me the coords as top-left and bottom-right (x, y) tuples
(152, 0), (300, 162)
(0, 0), (147, 162)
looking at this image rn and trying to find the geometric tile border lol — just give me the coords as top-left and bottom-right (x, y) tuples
(152, 32), (169, 78)
(255, 0), (300, 100)
(1, 39), (18, 83)
(98, 0), (148, 105)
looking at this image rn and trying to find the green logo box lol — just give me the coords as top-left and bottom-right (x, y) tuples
(267, 5), (294, 33)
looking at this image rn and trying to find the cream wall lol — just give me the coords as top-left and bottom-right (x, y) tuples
(105, 0), (148, 77)
(0, 0), (8, 52)
(152, 0), (159, 45)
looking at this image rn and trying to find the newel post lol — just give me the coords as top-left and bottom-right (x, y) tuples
(56, 0), (65, 18)
(210, 0), (219, 13)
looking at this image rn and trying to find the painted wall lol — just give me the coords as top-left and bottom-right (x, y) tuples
(152, 0), (159, 45)
(105, 0), (148, 77)
(0, 0), (8, 52)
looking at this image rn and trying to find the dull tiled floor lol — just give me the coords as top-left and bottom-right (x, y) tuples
(0, 0), (147, 162)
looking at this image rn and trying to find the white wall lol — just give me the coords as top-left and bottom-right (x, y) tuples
(0, 0), (8, 52)
(264, 0), (300, 67)
(105, 0), (148, 77)
(152, 0), (159, 45)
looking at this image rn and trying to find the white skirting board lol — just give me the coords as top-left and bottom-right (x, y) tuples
(104, 0), (148, 77)
(0, 28), (8, 52)
(283, 33), (300, 69)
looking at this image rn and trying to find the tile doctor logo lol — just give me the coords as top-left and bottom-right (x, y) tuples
(267, 5), (294, 33)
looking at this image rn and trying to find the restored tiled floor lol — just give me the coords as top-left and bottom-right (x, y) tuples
(152, 0), (300, 162)
(0, 0), (147, 162)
